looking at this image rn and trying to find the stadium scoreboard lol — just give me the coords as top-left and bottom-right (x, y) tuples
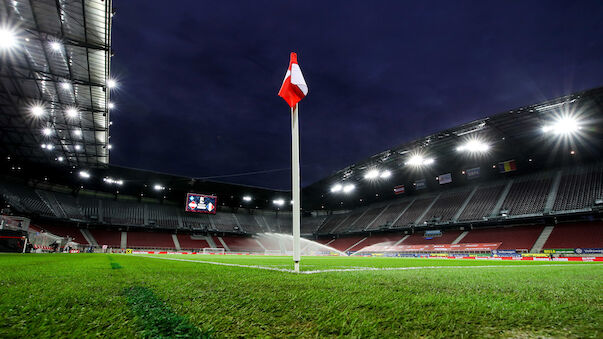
(185, 193), (217, 214)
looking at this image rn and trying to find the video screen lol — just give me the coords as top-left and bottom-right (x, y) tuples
(185, 193), (217, 214)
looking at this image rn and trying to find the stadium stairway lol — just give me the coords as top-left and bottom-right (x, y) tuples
(530, 226), (554, 253)
(344, 237), (367, 252)
(80, 229), (98, 247)
(171, 234), (181, 250)
(451, 231), (469, 244)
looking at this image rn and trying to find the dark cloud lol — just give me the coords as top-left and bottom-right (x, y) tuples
(109, 0), (603, 189)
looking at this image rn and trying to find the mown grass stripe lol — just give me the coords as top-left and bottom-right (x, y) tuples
(124, 286), (212, 338)
(110, 262), (123, 269)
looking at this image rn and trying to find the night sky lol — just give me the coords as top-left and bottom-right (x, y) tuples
(109, 1), (603, 190)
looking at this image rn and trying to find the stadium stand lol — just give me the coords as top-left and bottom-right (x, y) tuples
(326, 236), (366, 251)
(366, 200), (412, 230)
(543, 222), (603, 249)
(501, 174), (553, 216)
(53, 193), (85, 220)
(347, 234), (403, 251)
(148, 205), (179, 229)
(211, 212), (241, 232)
(457, 184), (505, 221)
(0, 182), (54, 216)
(182, 213), (211, 231)
(211, 236), (225, 248)
(553, 166), (603, 212)
(233, 213), (263, 233)
(176, 235), (210, 250)
(89, 229), (122, 247)
(459, 225), (544, 250)
(127, 231), (175, 249)
(419, 189), (471, 224)
(336, 207), (370, 233)
(103, 200), (144, 226)
(393, 196), (436, 228)
(346, 205), (387, 232)
(301, 215), (327, 234)
(317, 213), (350, 234)
(221, 236), (263, 252)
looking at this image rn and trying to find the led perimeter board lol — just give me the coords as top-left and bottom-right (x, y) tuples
(185, 193), (217, 214)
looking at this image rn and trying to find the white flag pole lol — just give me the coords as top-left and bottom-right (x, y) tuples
(291, 103), (301, 272)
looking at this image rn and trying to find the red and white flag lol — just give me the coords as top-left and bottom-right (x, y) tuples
(278, 52), (308, 108)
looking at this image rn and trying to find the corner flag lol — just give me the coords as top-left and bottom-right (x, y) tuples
(278, 52), (308, 108)
(278, 52), (307, 272)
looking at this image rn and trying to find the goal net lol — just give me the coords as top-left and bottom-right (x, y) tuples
(202, 247), (225, 254)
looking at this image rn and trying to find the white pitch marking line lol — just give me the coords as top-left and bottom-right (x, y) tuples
(135, 255), (603, 275)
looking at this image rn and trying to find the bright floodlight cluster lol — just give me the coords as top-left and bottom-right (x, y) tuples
(103, 177), (124, 186)
(3, 24), (117, 166)
(273, 199), (285, 206)
(405, 154), (434, 167)
(331, 183), (355, 194)
(30, 105), (45, 117)
(456, 140), (490, 153)
(542, 116), (580, 135)
(79, 171), (90, 179)
(49, 40), (62, 52)
(66, 107), (79, 119)
(153, 184), (165, 191)
(242, 196), (252, 202)
(364, 169), (391, 180)
(0, 27), (17, 49)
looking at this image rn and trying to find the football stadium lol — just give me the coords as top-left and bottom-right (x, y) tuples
(1, 1), (603, 338)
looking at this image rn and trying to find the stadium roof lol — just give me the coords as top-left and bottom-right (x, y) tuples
(303, 87), (603, 210)
(0, 0), (113, 168)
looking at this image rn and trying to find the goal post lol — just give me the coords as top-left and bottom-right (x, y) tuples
(264, 249), (283, 256)
(202, 247), (225, 255)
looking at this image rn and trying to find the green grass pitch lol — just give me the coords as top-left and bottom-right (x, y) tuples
(0, 253), (601, 338)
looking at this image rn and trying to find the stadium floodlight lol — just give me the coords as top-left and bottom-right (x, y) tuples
(153, 184), (165, 191)
(242, 196), (252, 202)
(364, 169), (380, 180)
(456, 140), (490, 153)
(74, 144), (82, 151)
(343, 184), (355, 193)
(79, 171), (90, 179)
(42, 127), (52, 136)
(73, 129), (82, 137)
(61, 82), (71, 90)
(330, 183), (343, 193)
(46, 144), (54, 150)
(107, 102), (115, 109)
(380, 170), (391, 179)
(106, 79), (117, 89)
(273, 199), (285, 206)
(405, 154), (434, 167)
(30, 105), (45, 117)
(107, 144), (113, 150)
(49, 41), (61, 52)
(40, 143), (47, 149)
(104, 177), (124, 186)
(57, 156), (64, 162)
(66, 107), (79, 119)
(541, 116), (580, 136)
(0, 27), (17, 49)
